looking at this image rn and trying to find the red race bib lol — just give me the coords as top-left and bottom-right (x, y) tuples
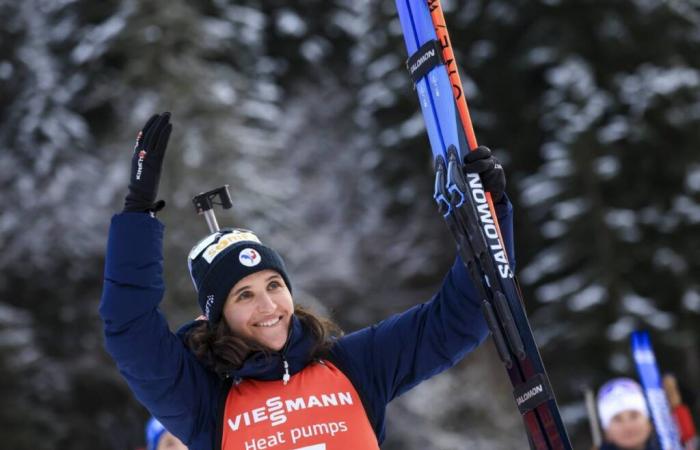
(221, 361), (379, 450)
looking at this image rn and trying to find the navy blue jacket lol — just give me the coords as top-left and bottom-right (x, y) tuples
(99, 198), (514, 449)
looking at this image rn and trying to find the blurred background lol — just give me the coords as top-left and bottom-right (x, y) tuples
(1, 0), (699, 448)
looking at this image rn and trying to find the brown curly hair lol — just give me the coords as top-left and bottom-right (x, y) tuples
(186, 305), (342, 377)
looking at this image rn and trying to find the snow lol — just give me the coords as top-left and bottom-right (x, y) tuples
(469, 40), (497, 64)
(685, 165), (700, 193)
(519, 177), (563, 207)
(623, 293), (675, 330)
(593, 155), (621, 179)
(653, 247), (687, 274)
(366, 54), (400, 80)
(209, 81), (237, 105)
(541, 220), (567, 239)
(672, 196), (700, 223)
(606, 316), (637, 341)
(568, 284), (606, 311)
(596, 117), (630, 144)
(331, 7), (371, 38)
(553, 198), (589, 221)
(520, 244), (567, 284)
(682, 289), (700, 313)
(617, 64), (700, 116)
(276, 9), (307, 37)
(0, 61), (14, 79)
(71, 15), (128, 64)
(604, 209), (641, 242)
(301, 37), (331, 62)
(535, 273), (586, 303)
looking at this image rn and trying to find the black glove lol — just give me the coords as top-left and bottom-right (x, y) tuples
(463, 145), (506, 203)
(123, 112), (172, 213)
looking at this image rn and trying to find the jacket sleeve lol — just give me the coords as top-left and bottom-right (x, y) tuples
(99, 212), (219, 447)
(330, 195), (515, 442)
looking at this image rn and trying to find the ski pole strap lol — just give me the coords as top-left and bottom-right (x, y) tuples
(514, 374), (556, 415)
(406, 39), (444, 84)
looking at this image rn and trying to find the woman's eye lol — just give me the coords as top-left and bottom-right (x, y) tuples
(237, 291), (253, 301)
(268, 280), (281, 289)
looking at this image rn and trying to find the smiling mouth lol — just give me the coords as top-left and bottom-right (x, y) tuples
(255, 316), (283, 328)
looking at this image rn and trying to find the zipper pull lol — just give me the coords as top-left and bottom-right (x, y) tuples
(282, 358), (290, 385)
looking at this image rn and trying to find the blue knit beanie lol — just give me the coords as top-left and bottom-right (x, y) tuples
(145, 417), (166, 450)
(187, 228), (291, 324)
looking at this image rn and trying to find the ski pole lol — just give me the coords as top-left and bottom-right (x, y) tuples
(585, 387), (603, 450)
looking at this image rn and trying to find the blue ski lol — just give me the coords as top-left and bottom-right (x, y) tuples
(395, 1), (572, 448)
(631, 331), (683, 450)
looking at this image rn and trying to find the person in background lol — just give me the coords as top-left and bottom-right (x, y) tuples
(597, 378), (658, 450)
(146, 417), (188, 450)
(664, 374), (699, 450)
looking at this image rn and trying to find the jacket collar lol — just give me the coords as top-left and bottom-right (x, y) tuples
(177, 314), (316, 382)
(227, 314), (315, 382)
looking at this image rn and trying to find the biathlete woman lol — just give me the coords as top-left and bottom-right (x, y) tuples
(100, 112), (514, 449)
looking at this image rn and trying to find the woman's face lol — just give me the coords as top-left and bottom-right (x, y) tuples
(222, 269), (294, 351)
(605, 410), (653, 450)
(156, 431), (188, 450)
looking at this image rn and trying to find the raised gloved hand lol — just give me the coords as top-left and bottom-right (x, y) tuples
(123, 112), (172, 213)
(463, 145), (506, 203)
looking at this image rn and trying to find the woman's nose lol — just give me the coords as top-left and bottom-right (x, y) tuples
(256, 293), (276, 311)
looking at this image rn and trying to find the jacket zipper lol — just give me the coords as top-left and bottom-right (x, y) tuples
(279, 320), (294, 385)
